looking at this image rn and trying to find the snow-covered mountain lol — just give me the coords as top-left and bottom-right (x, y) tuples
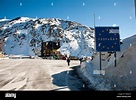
(0, 17), (94, 58)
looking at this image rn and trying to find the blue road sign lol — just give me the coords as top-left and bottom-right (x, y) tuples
(95, 26), (120, 52)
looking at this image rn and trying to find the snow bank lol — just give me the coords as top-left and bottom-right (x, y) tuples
(79, 34), (136, 91)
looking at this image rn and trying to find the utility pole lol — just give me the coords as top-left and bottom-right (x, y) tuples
(93, 13), (96, 60)
(94, 13), (102, 71)
(94, 13), (95, 28)
(134, 0), (136, 19)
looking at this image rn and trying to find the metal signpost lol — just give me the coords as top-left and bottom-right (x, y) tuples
(95, 26), (120, 71)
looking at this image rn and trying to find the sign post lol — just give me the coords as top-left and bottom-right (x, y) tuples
(100, 52), (102, 70)
(95, 26), (120, 70)
(114, 52), (116, 67)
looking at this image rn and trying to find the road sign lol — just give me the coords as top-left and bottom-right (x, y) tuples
(95, 26), (120, 52)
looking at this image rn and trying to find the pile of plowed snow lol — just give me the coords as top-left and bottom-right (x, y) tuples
(79, 34), (136, 91)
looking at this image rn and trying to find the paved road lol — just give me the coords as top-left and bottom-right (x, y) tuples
(0, 59), (85, 91)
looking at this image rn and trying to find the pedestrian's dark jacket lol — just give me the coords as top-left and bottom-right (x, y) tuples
(67, 58), (70, 62)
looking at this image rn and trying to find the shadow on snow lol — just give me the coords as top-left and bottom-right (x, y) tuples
(51, 65), (86, 91)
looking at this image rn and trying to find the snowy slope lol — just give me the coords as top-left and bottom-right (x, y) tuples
(0, 17), (94, 58)
(79, 34), (136, 91)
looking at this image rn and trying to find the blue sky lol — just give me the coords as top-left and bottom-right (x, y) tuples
(0, 0), (136, 39)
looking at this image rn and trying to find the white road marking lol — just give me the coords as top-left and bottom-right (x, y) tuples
(0, 71), (27, 90)
(0, 60), (25, 72)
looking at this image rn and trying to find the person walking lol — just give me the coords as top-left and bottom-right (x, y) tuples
(66, 57), (70, 66)
(79, 58), (83, 64)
